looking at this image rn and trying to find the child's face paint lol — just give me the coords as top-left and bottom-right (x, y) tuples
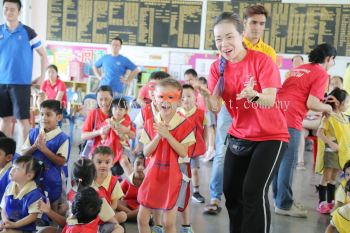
(154, 91), (181, 103)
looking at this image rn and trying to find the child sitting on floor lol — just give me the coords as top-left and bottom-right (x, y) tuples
(325, 180), (350, 233)
(38, 158), (124, 233)
(62, 187), (102, 233)
(21, 100), (70, 216)
(0, 137), (16, 201)
(91, 146), (127, 223)
(0, 156), (44, 232)
(117, 152), (145, 221)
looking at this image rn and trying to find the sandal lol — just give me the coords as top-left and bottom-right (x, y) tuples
(203, 203), (222, 215)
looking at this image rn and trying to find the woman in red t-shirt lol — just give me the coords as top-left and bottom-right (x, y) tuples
(273, 44), (336, 218)
(40, 64), (67, 108)
(198, 13), (289, 233)
(81, 86), (113, 158)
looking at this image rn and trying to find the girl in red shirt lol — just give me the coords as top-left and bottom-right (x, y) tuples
(40, 64), (67, 108)
(81, 86), (113, 158)
(199, 12), (289, 233)
(102, 97), (135, 177)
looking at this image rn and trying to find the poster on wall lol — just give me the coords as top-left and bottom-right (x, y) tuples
(46, 44), (107, 81)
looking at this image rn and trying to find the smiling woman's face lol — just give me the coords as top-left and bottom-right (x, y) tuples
(214, 21), (244, 62)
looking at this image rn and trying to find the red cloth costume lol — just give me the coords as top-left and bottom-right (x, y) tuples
(186, 108), (206, 157)
(62, 217), (100, 233)
(103, 114), (135, 164)
(97, 175), (119, 205)
(121, 177), (140, 210)
(138, 114), (195, 210)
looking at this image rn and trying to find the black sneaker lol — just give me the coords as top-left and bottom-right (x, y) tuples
(192, 192), (205, 203)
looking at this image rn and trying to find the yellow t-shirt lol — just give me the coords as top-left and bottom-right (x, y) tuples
(331, 204), (350, 233)
(243, 37), (277, 63)
(92, 173), (124, 201)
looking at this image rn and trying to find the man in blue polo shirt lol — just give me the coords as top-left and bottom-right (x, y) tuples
(0, 0), (48, 145)
(93, 36), (139, 96)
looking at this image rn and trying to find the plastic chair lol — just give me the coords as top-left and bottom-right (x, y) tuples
(67, 93), (97, 144)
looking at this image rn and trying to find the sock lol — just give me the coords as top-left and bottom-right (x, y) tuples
(327, 183), (336, 203)
(193, 186), (199, 193)
(318, 185), (326, 203)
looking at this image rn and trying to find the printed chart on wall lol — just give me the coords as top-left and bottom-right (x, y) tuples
(205, 1), (350, 56)
(47, 0), (202, 49)
(46, 44), (107, 81)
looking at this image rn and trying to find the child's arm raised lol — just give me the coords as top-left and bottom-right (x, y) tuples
(325, 224), (335, 233)
(155, 122), (190, 158)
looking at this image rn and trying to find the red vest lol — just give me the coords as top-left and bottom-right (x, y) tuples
(62, 217), (100, 233)
(97, 175), (118, 205)
(141, 103), (154, 122)
(138, 115), (195, 210)
(187, 108), (206, 157)
(103, 114), (135, 164)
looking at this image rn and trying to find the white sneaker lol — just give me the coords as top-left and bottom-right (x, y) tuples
(275, 202), (307, 218)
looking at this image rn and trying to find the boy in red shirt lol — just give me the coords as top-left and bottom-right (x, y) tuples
(137, 79), (196, 233)
(117, 152), (145, 221)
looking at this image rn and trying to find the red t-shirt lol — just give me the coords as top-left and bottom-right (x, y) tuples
(121, 178), (140, 210)
(278, 63), (328, 130)
(40, 78), (67, 108)
(82, 108), (110, 155)
(208, 50), (289, 142)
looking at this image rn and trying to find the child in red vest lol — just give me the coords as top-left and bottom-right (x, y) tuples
(178, 84), (208, 233)
(62, 187), (102, 233)
(91, 146), (127, 223)
(137, 79), (196, 233)
(117, 152), (145, 221)
(103, 97), (135, 177)
(38, 158), (124, 233)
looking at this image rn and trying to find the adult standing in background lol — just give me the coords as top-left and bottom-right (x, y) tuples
(0, 0), (48, 145)
(204, 4), (279, 215)
(93, 36), (139, 97)
(243, 5), (277, 63)
(273, 43), (336, 218)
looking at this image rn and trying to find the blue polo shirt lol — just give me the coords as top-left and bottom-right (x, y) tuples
(0, 22), (42, 85)
(95, 54), (137, 93)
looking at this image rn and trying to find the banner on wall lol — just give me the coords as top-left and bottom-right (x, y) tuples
(46, 44), (107, 81)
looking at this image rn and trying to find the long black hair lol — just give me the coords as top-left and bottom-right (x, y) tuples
(309, 43), (337, 64)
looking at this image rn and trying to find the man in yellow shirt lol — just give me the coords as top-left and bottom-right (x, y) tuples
(243, 5), (277, 63)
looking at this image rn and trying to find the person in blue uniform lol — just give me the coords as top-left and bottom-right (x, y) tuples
(21, 100), (70, 215)
(0, 155), (44, 232)
(0, 137), (16, 201)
